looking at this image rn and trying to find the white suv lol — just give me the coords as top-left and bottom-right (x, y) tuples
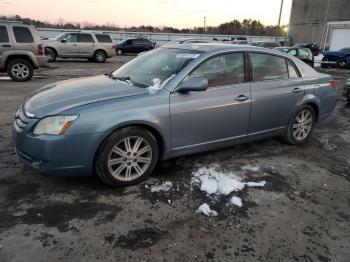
(43, 32), (116, 63)
(0, 20), (47, 81)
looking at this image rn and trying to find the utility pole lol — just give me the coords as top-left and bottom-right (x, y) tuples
(203, 16), (206, 32)
(277, 0), (284, 41)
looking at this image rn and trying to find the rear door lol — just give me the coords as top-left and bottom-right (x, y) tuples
(11, 25), (36, 53)
(0, 24), (13, 58)
(78, 33), (95, 56)
(170, 52), (251, 149)
(59, 33), (79, 56)
(248, 52), (305, 135)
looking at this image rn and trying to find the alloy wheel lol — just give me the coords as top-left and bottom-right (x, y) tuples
(11, 63), (30, 79)
(292, 109), (313, 141)
(107, 136), (152, 181)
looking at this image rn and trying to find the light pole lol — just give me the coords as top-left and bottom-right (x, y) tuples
(203, 16), (206, 33)
(276, 0), (284, 41)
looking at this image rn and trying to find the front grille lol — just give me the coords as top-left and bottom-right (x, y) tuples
(13, 106), (33, 133)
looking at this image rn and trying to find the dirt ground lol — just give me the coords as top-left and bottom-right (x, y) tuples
(0, 56), (349, 262)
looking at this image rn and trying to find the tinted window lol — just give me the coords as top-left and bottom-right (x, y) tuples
(79, 34), (94, 43)
(298, 49), (309, 59)
(287, 49), (297, 56)
(132, 39), (150, 45)
(64, 34), (78, 42)
(13, 26), (34, 43)
(125, 40), (132, 45)
(0, 26), (9, 42)
(95, 34), (112, 43)
(287, 60), (299, 78)
(190, 53), (245, 87)
(251, 53), (288, 81)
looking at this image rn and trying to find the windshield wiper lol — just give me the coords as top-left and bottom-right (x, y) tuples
(105, 72), (131, 82)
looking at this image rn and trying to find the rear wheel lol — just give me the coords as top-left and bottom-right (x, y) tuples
(95, 127), (159, 187)
(336, 59), (347, 69)
(7, 59), (33, 82)
(117, 49), (123, 55)
(284, 105), (316, 145)
(93, 50), (106, 63)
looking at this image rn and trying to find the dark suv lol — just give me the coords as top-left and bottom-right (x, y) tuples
(116, 38), (155, 55)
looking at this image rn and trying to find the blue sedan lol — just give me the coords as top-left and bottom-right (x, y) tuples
(13, 44), (338, 186)
(321, 47), (350, 69)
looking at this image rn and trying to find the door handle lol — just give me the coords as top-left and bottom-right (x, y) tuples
(235, 95), (249, 101)
(1, 44), (11, 47)
(292, 87), (302, 93)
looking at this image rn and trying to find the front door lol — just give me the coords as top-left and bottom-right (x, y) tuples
(248, 52), (305, 134)
(59, 33), (80, 57)
(170, 52), (251, 149)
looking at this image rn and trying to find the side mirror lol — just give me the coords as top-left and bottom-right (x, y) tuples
(176, 77), (208, 93)
(61, 39), (67, 43)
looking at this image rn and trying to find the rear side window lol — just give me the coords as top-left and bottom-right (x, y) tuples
(132, 39), (149, 45)
(298, 49), (309, 59)
(287, 49), (297, 56)
(0, 26), (9, 42)
(251, 53), (288, 81)
(13, 26), (34, 43)
(287, 60), (299, 78)
(78, 34), (94, 43)
(190, 52), (245, 87)
(95, 34), (112, 43)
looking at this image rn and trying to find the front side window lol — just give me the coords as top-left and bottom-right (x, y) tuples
(112, 48), (201, 88)
(95, 34), (112, 43)
(0, 26), (9, 42)
(189, 53), (245, 87)
(251, 53), (288, 81)
(78, 34), (94, 43)
(298, 49), (309, 59)
(63, 34), (78, 42)
(13, 26), (34, 43)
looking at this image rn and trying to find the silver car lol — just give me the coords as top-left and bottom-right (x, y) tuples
(13, 44), (337, 186)
(43, 32), (116, 62)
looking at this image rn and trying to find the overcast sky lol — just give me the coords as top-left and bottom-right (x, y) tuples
(0, 0), (293, 28)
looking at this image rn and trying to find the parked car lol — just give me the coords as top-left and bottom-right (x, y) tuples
(116, 38), (155, 55)
(344, 77), (350, 102)
(0, 20), (47, 81)
(293, 43), (320, 56)
(250, 41), (281, 48)
(43, 32), (116, 62)
(13, 44), (337, 186)
(163, 38), (215, 47)
(275, 47), (314, 67)
(320, 47), (350, 69)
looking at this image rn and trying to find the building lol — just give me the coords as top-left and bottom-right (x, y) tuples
(289, 0), (350, 50)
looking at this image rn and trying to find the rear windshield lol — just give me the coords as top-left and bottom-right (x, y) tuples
(95, 34), (113, 43)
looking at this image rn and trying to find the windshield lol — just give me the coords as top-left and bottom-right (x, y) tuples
(55, 32), (69, 41)
(340, 48), (350, 54)
(112, 48), (202, 88)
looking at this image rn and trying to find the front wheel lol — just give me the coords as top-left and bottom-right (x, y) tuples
(95, 127), (159, 187)
(116, 49), (123, 55)
(284, 105), (316, 145)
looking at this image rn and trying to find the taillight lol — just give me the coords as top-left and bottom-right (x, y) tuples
(112, 44), (116, 49)
(329, 80), (336, 90)
(38, 44), (43, 55)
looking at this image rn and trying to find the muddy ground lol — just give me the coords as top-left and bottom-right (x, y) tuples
(0, 56), (349, 262)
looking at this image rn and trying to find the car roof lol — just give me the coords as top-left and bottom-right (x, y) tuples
(164, 43), (286, 54)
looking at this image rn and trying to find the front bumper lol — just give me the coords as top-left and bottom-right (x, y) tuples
(13, 120), (104, 176)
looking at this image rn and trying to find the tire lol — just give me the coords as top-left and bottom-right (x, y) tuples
(116, 49), (123, 55)
(336, 59), (347, 69)
(7, 59), (33, 82)
(283, 105), (316, 145)
(93, 50), (106, 63)
(45, 47), (57, 62)
(95, 127), (159, 187)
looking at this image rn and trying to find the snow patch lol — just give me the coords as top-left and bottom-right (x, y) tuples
(241, 164), (260, 172)
(230, 196), (243, 207)
(150, 181), (173, 193)
(246, 181), (266, 187)
(147, 78), (162, 94)
(196, 203), (217, 217)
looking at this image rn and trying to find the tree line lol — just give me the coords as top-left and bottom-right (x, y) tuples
(1, 15), (284, 36)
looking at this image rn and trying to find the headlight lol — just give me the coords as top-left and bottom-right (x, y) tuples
(33, 115), (78, 135)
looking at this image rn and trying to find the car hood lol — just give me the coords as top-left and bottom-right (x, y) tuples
(24, 75), (148, 118)
(323, 51), (347, 58)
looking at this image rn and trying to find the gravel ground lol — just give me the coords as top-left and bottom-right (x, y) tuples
(0, 56), (349, 262)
